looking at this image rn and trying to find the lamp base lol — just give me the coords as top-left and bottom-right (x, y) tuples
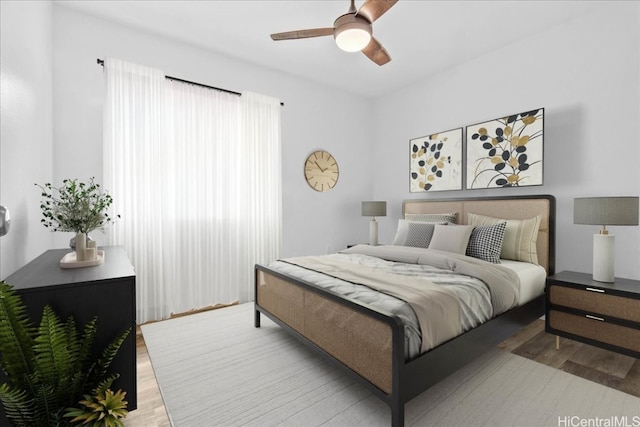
(369, 218), (378, 246)
(593, 234), (615, 283)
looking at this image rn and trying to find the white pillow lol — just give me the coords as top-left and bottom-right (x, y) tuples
(467, 213), (541, 264)
(392, 219), (447, 245)
(428, 224), (474, 254)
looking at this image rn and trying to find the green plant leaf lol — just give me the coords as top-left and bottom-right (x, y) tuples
(0, 281), (129, 426)
(0, 282), (35, 384)
(91, 328), (130, 386)
(64, 387), (128, 426)
(34, 177), (120, 234)
(0, 383), (37, 426)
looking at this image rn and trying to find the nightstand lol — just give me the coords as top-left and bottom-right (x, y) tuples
(545, 271), (640, 358)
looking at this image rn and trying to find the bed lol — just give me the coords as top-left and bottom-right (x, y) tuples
(254, 195), (555, 426)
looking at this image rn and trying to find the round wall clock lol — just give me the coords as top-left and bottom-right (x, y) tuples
(304, 150), (339, 192)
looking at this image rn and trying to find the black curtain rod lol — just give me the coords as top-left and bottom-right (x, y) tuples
(97, 59), (284, 106)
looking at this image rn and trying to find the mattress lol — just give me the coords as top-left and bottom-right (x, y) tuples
(500, 259), (546, 305)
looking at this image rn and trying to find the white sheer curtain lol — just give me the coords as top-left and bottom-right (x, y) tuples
(103, 58), (281, 323)
(103, 58), (169, 323)
(238, 91), (282, 302)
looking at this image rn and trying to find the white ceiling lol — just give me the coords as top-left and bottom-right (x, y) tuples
(55, 0), (604, 99)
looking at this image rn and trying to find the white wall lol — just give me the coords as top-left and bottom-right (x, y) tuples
(51, 6), (374, 258)
(372, 3), (640, 280)
(4, 2), (638, 282)
(0, 1), (54, 278)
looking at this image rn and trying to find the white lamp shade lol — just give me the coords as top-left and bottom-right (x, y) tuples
(335, 26), (371, 52)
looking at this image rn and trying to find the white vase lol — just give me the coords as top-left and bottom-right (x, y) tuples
(85, 240), (97, 261)
(70, 233), (93, 250)
(75, 232), (86, 261)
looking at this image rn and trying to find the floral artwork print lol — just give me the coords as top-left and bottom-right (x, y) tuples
(410, 128), (462, 192)
(466, 108), (544, 189)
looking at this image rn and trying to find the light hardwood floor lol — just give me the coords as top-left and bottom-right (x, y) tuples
(125, 316), (639, 425)
(124, 327), (171, 426)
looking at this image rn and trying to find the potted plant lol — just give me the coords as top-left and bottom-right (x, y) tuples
(64, 384), (128, 427)
(0, 281), (129, 426)
(35, 178), (120, 264)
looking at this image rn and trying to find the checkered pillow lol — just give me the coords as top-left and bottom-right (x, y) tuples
(465, 222), (507, 263)
(404, 222), (436, 248)
(467, 213), (541, 264)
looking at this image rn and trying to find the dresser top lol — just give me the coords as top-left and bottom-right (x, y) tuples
(3, 246), (135, 291)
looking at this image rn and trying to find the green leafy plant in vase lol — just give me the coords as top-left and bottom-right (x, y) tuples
(0, 281), (130, 426)
(35, 177), (120, 264)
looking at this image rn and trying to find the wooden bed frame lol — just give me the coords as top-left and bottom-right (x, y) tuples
(254, 195), (555, 426)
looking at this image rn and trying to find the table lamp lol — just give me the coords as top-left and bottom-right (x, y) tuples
(574, 196), (639, 282)
(362, 201), (386, 246)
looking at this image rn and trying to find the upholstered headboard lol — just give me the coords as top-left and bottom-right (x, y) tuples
(403, 195), (555, 275)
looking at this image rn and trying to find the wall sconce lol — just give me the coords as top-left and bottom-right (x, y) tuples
(361, 201), (386, 246)
(574, 196), (639, 282)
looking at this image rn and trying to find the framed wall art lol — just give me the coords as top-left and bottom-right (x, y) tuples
(410, 127), (463, 192)
(466, 108), (544, 189)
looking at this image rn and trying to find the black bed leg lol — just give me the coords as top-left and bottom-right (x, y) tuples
(391, 403), (404, 427)
(254, 309), (261, 328)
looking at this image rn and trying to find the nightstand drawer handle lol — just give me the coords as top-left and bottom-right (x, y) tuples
(585, 287), (605, 293)
(585, 314), (605, 322)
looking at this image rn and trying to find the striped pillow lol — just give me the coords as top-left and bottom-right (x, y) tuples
(405, 212), (457, 224)
(467, 213), (541, 264)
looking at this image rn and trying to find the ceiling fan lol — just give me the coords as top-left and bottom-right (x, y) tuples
(270, 0), (398, 66)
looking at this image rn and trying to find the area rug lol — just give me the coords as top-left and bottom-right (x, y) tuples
(141, 303), (640, 427)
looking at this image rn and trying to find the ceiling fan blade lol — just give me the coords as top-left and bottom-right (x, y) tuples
(270, 28), (334, 41)
(357, 0), (398, 23)
(362, 36), (391, 66)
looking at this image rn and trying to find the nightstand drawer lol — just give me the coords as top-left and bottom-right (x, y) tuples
(549, 285), (640, 323)
(549, 310), (640, 354)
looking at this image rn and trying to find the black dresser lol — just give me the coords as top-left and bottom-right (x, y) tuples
(1, 245), (137, 422)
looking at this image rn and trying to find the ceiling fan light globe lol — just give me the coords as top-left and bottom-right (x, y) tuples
(335, 24), (371, 52)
